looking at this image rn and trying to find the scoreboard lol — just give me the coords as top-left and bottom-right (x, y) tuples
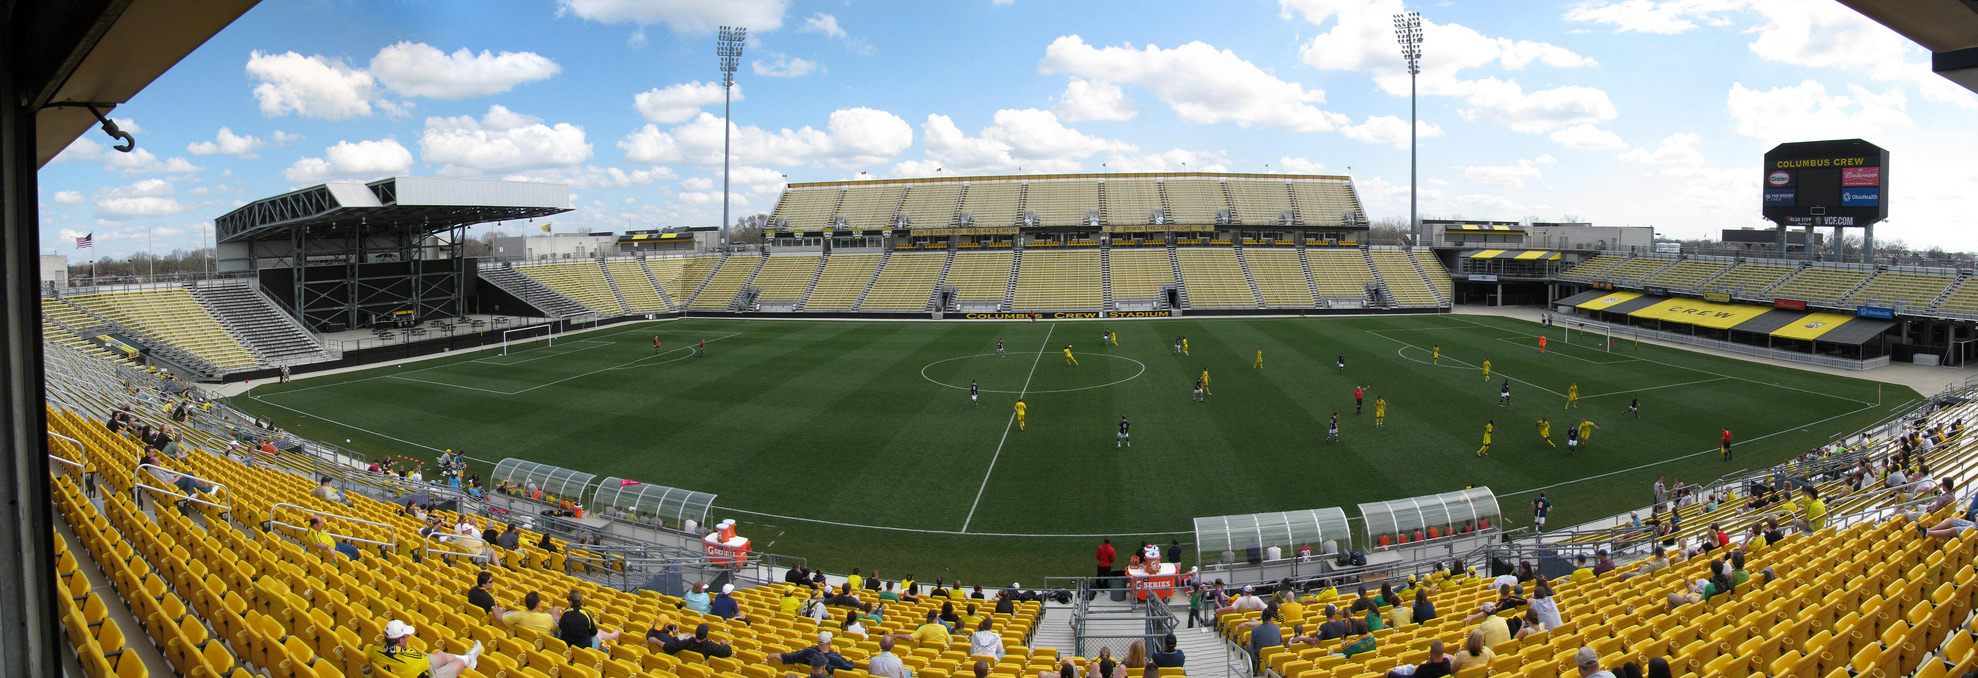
(1761, 139), (1889, 228)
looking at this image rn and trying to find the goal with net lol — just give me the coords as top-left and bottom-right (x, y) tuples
(500, 324), (557, 356)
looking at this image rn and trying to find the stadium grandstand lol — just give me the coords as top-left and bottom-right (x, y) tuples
(16, 1), (1978, 677)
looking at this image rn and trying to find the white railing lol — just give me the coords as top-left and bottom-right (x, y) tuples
(267, 502), (399, 550)
(133, 463), (231, 513)
(1567, 319), (1890, 370)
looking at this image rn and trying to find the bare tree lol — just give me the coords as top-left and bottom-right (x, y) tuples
(731, 213), (771, 245)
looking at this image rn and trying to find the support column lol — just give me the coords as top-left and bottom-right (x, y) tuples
(0, 53), (63, 677)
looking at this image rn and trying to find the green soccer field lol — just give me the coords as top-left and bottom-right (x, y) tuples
(230, 314), (1918, 583)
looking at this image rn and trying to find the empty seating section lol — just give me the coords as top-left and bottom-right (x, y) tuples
(1412, 249), (1453, 301)
(1176, 249), (1256, 308)
(1308, 250), (1375, 300)
(1023, 180), (1098, 226)
(1102, 180), (1162, 226)
(1011, 251), (1102, 311)
(1709, 263), (1797, 296)
(689, 256), (760, 309)
(803, 254), (880, 310)
(645, 256), (710, 302)
(958, 182), (1022, 227)
(833, 185), (905, 230)
(861, 252), (944, 311)
(1643, 260), (1731, 291)
(1225, 179), (1294, 225)
(1244, 250), (1314, 307)
(1557, 254), (1627, 282)
(604, 259), (669, 312)
(1594, 256), (1675, 285)
(1369, 250), (1437, 306)
(1848, 271), (1956, 309)
(42, 314), (123, 363)
(63, 288), (259, 371)
(1288, 180), (1361, 227)
(898, 183), (962, 229)
(770, 186), (840, 229)
(944, 252), (1014, 305)
(190, 284), (333, 365)
(1935, 279), (1978, 316)
(1162, 180), (1228, 224)
(516, 262), (627, 316)
(1770, 266), (1870, 304)
(748, 256), (822, 304)
(1108, 250), (1175, 302)
(43, 299), (125, 362)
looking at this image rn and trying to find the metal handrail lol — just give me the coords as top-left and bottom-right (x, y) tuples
(47, 432), (86, 471)
(133, 463), (230, 512)
(268, 502), (398, 550)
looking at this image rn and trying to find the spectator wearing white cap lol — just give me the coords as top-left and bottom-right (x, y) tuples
(711, 583), (751, 624)
(779, 631), (855, 674)
(365, 619), (481, 678)
(1213, 586), (1265, 616)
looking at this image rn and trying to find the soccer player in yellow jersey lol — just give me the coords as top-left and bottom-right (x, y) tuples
(1182, 337), (1190, 356)
(1564, 383), (1579, 410)
(1109, 330), (1119, 347)
(1373, 396), (1387, 428)
(1014, 398), (1027, 431)
(1200, 369), (1211, 395)
(1537, 418), (1556, 447)
(1063, 345), (1078, 366)
(1254, 349), (1263, 369)
(1578, 418), (1599, 443)
(1432, 345), (1440, 364)
(1478, 420), (1494, 456)
(366, 620), (480, 678)
(1481, 359), (1492, 381)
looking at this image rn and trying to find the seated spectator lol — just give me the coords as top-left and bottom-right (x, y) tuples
(1411, 588), (1436, 625)
(967, 618), (1003, 659)
(1334, 620), (1375, 658)
(1576, 646), (1616, 678)
(1475, 605), (1511, 647)
(1529, 579), (1564, 630)
(994, 589), (1016, 615)
(501, 591), (558, 635)
(558, 589), (621, 649)
(1149, 633), (1185, 668)
(364, 619), (480, 678)
(1316, 604), (1350, 641)
(1247, 606), (1283, 674)
(1491, 584), (1526, 611)
(1617, 547), (1670, 582)
(1040, 659), (1077, 678)
(711, 584), (750, 624)
(1122, 640), (1147, 673)
(682, 582), (713, 614)
(1384, 640), (1452, 678)
(1450, 630), (1494, 673)
(802, 590), (831, 623)
(467, 571), (497, 615)
(1513, 606), (1546, 640)
(497, 524), (521, 550)
(1215, 586), (1266, 616)
(649, 622), (734, 658)
(779, 631), (856, 674)
(1571, 555), (1595, 582)
(880, 581), (903, 603)
(909, 610), (951, 649)
(866, 636), (909, 678)
(1087, 646), (1126, 678)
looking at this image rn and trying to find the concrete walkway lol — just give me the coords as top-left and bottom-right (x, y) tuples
(1454, 304), (1976, 397)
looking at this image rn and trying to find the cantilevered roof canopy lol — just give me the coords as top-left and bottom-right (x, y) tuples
(215, 177), (572, 244)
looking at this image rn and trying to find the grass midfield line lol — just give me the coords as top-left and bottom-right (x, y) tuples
(960, 322), (1056, 533)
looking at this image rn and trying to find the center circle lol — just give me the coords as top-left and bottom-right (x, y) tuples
(920, 352), (1147, 394)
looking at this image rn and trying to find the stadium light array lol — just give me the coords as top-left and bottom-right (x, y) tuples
(1393, 11), (1422, 246)
(717, 26), (747, 250)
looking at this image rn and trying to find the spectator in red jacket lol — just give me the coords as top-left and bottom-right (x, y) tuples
(1096, 539), (1116, 580)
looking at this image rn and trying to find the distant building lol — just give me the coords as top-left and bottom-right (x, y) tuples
(490, 232), (618, 261)
(1524, 223), (1653, 252)
(39, 255), (67, 289)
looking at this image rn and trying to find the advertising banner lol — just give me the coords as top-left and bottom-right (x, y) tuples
(1766, 170), (1793, 187)
(1856, 306), (1895, 320)
(1773, 298), (1807, 311)
(1703, 292), (1731, 303)
(1763, 189), (1795, 206)
(1841, 167), (1881, 187)
(1841, 188), (1880, 207)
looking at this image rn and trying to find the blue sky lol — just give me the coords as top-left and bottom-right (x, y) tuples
(36, 0), (1978, 257)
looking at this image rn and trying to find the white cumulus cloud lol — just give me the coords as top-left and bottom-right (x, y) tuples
(634, 81), (737, 124)
(556, 0), (787, 33)
(1549, 124), (1628, 151)
(1619, 133), (1707, 166)
(1462, 155), (1556, 188)
(187, 127), (285, 157)
(1054, 79), (1137, 122)
(93, 179), (188, 220)
(246, 51), (377, 120)
(894, 109), (1131, 176)
(753, 54), (820, 78)
(1562, 0), (1746, 35)
(1041, 35), (1347, 133)
(282, 139), (415, 184)
(52, 190), (84, 205)
(1725, 81), (1910, 142)
(420, 105), (593, 175)
(1339, 115), (1444, 149)
(369, 42), (561, 99)
(619, 107), (912, 168)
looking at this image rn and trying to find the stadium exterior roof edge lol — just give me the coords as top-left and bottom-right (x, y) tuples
(216, 177), (572, 244)
(786, 170), (1355, 189)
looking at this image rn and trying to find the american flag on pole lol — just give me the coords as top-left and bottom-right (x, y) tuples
(74, 233), (93, 249)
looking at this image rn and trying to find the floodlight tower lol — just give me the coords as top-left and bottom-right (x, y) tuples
(1393, 11), (1423, 246)
(717, 25), (747, 250)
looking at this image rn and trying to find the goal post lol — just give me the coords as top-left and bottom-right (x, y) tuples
(501, 324), (556, 356)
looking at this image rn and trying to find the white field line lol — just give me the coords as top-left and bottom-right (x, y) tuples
(960, 322), (1056, 533)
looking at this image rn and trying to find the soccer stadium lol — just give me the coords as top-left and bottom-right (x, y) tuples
(12, 2), (1978, 678)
